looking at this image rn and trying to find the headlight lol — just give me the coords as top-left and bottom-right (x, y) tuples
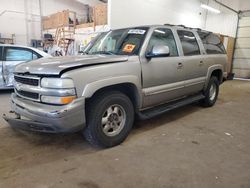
(41, 95), (76, 105)
(41, 78), (75, 89)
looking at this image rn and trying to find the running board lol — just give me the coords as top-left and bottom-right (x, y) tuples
(137, 94), (205, 120)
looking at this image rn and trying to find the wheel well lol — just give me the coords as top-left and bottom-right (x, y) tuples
(211, 69), (223, 83)
(85, 83), (141, 110)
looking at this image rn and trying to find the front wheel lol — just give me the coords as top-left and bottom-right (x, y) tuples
(83, 91), (134, 148)
(201, 76), (219, 107)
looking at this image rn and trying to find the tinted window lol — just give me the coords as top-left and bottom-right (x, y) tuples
(5, 48), (33, 61)
(198, 32), (226, 54)
(147, 28), (178, 57)
(177, 30), (200, 56)
(0, 47), (2, 60)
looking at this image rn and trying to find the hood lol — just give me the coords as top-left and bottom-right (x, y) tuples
(14, 55), (128, 76)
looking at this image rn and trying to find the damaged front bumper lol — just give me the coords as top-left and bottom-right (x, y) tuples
(3, 93), (86, 133)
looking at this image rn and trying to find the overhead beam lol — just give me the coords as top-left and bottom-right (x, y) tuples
(75, 0), (106, 6)
(214, 0), (239, 14)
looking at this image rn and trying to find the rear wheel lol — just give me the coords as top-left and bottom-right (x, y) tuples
(201, 76), (219, 107)
(84, 91), (134, 148)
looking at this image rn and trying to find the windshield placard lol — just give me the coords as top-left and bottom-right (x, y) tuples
(122, 44), (136, 53)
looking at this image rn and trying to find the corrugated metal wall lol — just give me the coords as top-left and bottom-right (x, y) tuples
(233, 16), (250, 78)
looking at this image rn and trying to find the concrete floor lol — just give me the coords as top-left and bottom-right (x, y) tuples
(0, 80), (249, 188)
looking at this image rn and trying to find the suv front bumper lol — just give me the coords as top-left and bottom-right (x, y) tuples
(3, 93), (86, 133)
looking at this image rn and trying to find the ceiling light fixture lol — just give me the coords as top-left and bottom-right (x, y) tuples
(201, 4), (221, 14)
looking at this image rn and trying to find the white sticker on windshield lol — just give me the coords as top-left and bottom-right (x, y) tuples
(128, 29), (146, 35)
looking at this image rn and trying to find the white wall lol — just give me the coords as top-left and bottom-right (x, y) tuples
(109, 0), (207, 29)
(0, 0), (87, 45)
(1, 0), (247, 46)
(109, 0), (240, 37)
(204, 0), (238, 37)
(0, 0), (40, 45)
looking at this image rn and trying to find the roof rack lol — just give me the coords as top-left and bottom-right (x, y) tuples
(164, 23), (175, 27)
(176, 24), (186, 28)
(164, 23), (204, 31)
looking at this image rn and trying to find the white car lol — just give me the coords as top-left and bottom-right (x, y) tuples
(0, 44), (51, 89)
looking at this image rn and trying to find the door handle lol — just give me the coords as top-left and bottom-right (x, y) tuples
(177, 62), (183, 69)
(199, 61), (204, 66)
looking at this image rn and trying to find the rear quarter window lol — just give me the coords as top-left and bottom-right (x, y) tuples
(198, 32), (226, 54)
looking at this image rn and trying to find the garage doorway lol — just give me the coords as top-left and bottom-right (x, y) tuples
(233, 13), (250, 79)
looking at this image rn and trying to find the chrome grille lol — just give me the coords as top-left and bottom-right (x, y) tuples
(15, 90), (39, 100)
(14, 75), (39, 86)
(14, 75), (40, 101)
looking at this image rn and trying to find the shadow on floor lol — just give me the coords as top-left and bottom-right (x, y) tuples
(5, 102), (202, 150)
(0, 102), (203, 173)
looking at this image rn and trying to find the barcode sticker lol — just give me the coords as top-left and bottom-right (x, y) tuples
(128, 29), (146, 35)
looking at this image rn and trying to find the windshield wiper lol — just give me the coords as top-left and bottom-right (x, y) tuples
(90, 51), (115, 55)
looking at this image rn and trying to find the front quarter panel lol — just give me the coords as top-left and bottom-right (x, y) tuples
(61, 56), (143, 107)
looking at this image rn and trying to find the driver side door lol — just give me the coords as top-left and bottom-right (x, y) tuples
(140, 27), (187, 108)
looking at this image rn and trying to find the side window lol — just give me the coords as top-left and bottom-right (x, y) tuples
(0, 47), (2, 60)
(198, 32), (226, 54)
(147, 28), (178, 57)
(33, 53), (38, 60)
(177, 30), (200, 56)
(32, 52), (41, 60)
(5, 48), (33, 61)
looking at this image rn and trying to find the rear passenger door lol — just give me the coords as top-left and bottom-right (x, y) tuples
(3, 47), (38, 87)
(177, 30), (207, 94)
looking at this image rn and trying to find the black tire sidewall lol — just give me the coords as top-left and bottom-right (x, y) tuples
(203, 77), (219, 107)
(86, 92), (134, 147)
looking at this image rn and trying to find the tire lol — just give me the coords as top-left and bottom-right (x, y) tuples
(83, 91), (134, 148)
(201, 76), (219, 107)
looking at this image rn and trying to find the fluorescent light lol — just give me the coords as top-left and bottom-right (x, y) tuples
(155, 30), (166, 34)
(201, 4), (221, 14)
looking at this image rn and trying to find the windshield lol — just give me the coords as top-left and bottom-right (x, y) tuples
(84, 27), (148, 56)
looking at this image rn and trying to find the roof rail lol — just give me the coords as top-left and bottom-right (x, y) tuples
(164, 23), (203, 31)
(176, 24), (186, 28)
(164, 23), (175, 27)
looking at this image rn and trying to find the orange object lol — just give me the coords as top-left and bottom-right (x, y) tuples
(123, 44), (136, 53)
(60, 96), (76, 104)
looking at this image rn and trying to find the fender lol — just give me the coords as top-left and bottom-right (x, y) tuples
(82, 75), (143, 108)
(204, 64), (223, 90)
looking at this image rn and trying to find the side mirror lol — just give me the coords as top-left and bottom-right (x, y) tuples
(146, 45), (170, 58)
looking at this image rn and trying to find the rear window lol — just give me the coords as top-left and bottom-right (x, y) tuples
(0, 47), (2, 60)
(198, 32), (226, 54)
(177, 30), (200, 56)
